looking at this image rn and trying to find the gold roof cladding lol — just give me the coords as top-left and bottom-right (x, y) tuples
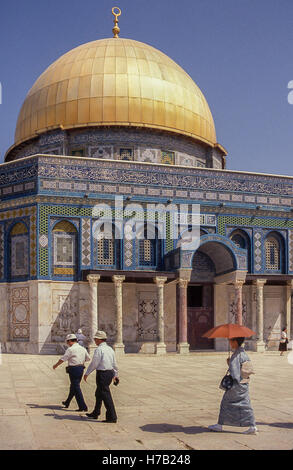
(14, 38), (217, 148)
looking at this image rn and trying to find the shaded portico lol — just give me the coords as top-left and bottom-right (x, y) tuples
(169, 234), (248, 352)
(84, 270), (176, 355)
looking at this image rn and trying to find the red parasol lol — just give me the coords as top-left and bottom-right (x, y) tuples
(202, 323), (256, 339)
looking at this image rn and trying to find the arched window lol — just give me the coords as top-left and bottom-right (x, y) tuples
(94, 223), (120, 268)
(231, 233), (246, 249)
(265, 235), (280, 271)
(177, 228), (201, 250)
(137, 224), (161, 268)
(230, 229), (251, 272)
(52, 220), (77, 278)
(9, 222), (29, 279)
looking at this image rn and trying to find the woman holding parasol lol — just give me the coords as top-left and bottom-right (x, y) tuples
(202, 324), (258, 435)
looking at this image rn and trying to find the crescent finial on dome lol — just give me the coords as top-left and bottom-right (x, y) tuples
(112, 7), (121, 38)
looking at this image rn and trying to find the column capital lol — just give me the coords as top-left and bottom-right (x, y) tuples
(112, 275), (125, 284)
(154, 276), (167, 287)
(252, 279), (267, 287)
(234, 279), (245, 288)
(177, 278), (189, 289)
(286, 280), (293, 289)
(87, 274), (101, 284)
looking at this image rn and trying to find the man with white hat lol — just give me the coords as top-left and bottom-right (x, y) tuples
(83, 331), (119, 423)
(53, 333), (90, 412)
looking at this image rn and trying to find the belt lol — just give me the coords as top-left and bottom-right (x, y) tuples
(68, 364), (84, 368)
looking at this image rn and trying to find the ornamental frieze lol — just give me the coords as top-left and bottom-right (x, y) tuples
(37, 161), (293, 196)
(0, 156), (293, 198)
(0, 164), (38, 186)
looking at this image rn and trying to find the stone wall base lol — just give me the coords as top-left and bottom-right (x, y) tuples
(1, 341), (66, 355)
(155, 343), (167, 355)
(177, 342), (190, 354)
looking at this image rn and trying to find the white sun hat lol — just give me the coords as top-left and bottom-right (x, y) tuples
(65, 334), (77, 341)
(93, 331), (107, 340)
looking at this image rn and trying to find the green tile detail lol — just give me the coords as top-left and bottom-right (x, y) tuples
(39, 205), (93, 276)
(218, 215), (293, 236)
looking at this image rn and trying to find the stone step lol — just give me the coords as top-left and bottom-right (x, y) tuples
(40, 343), (60, 355)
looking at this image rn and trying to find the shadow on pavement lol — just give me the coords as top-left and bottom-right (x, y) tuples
(257, 422), (293, 429)
(140, 424), (208, 434)
(140, 423), (246, 435)
(44, 413), (87, 421)
(26, 403), (64, 410)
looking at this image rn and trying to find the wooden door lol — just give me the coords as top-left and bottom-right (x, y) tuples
(187, 307), (214, 350)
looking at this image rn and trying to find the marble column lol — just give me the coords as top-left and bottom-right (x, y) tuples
(112, 275), (125, 355)
(177, 278), (190, 354)
(234, 280), (244, 325)
(154, 276), (167, 355)
(87, 274), (101, 351)
(253, 279), (266, 352)
(286, 281), (293, 341)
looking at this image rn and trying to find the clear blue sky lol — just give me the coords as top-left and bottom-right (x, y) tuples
(0, 0), (293, 175)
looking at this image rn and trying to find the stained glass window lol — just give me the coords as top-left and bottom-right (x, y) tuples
(231, 234), (246, 249)
(52, 221), (77, 277)
(94, 224), (120, 267)
(265, 237), (280, 270)
(161, 151), (175, 165)
(97, 238), (115, 265)
(139, 239), (155, 265)
(71, 148), (85, 157)
(137, 224), (159, 267)
(10, 222), (29, 278)
(120, 148), (133, 161)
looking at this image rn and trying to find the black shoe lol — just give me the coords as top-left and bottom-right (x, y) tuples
(86, 412), (99, 419)
(62, 401), (69, 408)
(75, 407), (88, 412)
(102, 419), (117, 423)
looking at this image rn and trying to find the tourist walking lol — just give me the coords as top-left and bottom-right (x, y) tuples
(208, 337), (257, 434)
(279, 327), (288, 356)
(76, 328), (88, 350)
(84, 331), (119, 423)
(53, 333), (90, 412)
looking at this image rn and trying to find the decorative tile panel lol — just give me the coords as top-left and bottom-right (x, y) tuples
(119, 148), (133, 161)
(11, 234), (29, 277)
(138, 148), (158, 163)
(0, 225), (4, 279)
(161, 151), (175, 165)
(51, 288), (79, 342)
(81, 218), (91, 266)
(137, 292), (158, 341)
(9, 286), (30, 341)
(253, 229), (262, 272)
(289, 230), (293, 272)
(89, 146), (113, 159)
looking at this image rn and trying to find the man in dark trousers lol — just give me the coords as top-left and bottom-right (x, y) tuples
(53, 333), (90, 411)
(83, 331), (119, 423)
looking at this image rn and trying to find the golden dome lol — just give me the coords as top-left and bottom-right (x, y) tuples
(14, 37), (217, 147)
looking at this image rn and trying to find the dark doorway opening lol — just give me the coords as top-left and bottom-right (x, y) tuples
(187, 284), (214, 350)
(187, 286), (203, 307)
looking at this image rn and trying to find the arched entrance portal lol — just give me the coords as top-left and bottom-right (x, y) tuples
(187, 241), (237, 350)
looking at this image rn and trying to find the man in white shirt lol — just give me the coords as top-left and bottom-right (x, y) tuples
(53, 334), (90, 411)
(84, 331), (119, 423)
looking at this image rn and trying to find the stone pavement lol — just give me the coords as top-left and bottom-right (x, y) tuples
(0, 351), (293, 450)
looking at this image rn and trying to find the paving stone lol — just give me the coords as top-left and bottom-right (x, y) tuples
(0, 352), (293, 450)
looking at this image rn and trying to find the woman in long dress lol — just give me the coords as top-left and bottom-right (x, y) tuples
(279, 327), (288, 356)
(208, 337), (257, 434)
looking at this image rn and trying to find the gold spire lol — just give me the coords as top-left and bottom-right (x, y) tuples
(112, 7), (121, 38)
